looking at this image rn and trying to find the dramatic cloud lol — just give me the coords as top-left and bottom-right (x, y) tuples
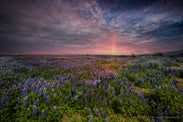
(0, 0), (183, 54)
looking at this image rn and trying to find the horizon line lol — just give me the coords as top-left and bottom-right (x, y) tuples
(1, 49), (183, 56)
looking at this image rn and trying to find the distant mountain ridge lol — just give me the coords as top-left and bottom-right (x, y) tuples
(163, 49), (183, 56)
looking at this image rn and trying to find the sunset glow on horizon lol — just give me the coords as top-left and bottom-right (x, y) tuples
(110, 33), (117, 55)
(0, 0), (183, 55)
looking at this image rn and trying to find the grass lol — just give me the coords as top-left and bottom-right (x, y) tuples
(175, 77), (183, 88)
(134, 86), (150, 94)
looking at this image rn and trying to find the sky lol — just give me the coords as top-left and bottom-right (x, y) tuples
(0, 0), (183, 55)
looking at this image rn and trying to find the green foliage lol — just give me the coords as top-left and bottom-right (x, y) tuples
(111, 97), (121, 114)
(149, 87), (183, 115)
(1, 57), (183, 122)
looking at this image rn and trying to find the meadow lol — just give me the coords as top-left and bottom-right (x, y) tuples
(0, 55), (183, 122)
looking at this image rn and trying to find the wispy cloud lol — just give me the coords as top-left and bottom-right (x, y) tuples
(0, 0), (183, 54)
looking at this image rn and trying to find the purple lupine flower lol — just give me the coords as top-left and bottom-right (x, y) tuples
(150, 85), (153, 91)
(104, 80), (109, 88)
(18, 83), (22, 89)
(129, 87), (133, 94)
(31, 84), (35, 91)
(51, 84), (55, 88)
(38, 82), (41, 88)
(36, 85), (39, 94)
(138, 77), (143, 84)
(157, 103), (161, 108)
(144, 98), (149, 104)
(71, 87), (76, 96)
(41, 109), (46, 120)
(46, 95), (50, 106)
(74, 95), (78, 104)
(64, 97), (68, 103)
(88, 108), (92, 115)
(53, 106), (56, 112)
(79, 91), (82, 96)
(139, 92), (144, 99)
(156, 113), (163, 122)
(33, 100), (37, 105)
(43, 90), (47, 98)
(84, 87), (87, 92)
(120, 100), (123, 106)
(157, 115), (163, 122)
(88, 116), (93, 122)
(44, 82), (47, 88)
(0, 99), (3, 110)
(104, 116), (108, 122)
(164, 110), (168, 119)
(51, 88), (54, 93)
(96, 110), (100, 117)
(151, 118), (155, 122)
(38, 88), (42, 96)
(17, 97), (21, 104)
(33, 99), (40, 106)
(47, 82), (51, 88)
(165, 105), (170, 111)
(173, 79), (178, 85)
(111, 87), (115, 98)
(152, 79), (156, 85)
(22, 87), (28, 96)
(175, 111), (179, 117)
(91, 80), (100, 87)
(32, 105), (37, 119)
(103, 111), (107, 118)
(84, 96), (87, 107)
(24, 96), (28, 107)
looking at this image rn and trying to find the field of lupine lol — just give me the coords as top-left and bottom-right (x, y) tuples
(0, 55), (183, 122)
